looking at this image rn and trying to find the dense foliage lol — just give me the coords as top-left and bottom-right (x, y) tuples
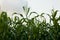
(0, 7), (60, 40)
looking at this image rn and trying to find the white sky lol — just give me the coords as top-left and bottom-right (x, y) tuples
(27, 0), (60, 14)
(0, 0), (60, 14)
(0, 0), (27, 13)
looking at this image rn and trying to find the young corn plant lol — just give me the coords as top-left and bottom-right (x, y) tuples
(0, 7), (60, 40)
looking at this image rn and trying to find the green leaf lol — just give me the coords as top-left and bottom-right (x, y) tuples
(29, 12), (38, 17)
(20, 14), (23, 17)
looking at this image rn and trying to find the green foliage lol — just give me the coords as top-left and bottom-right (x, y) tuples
(0, 8), (60, 40)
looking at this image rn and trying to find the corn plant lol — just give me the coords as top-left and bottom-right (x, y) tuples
(0, 7), (60, 40)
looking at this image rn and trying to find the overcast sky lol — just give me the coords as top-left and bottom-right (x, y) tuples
(0, 0), (60, 18)
(0, 0), (27, 13)
(28, 0), (60, 14)
(0, 0), (60, 13)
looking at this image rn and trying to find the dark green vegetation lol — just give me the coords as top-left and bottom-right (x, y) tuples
(0, 7), (60, 40)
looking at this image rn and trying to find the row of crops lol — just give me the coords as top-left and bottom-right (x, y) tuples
(0, 7), (60, 40)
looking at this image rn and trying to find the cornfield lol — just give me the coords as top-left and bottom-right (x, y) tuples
(0, 7), (60, 40)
